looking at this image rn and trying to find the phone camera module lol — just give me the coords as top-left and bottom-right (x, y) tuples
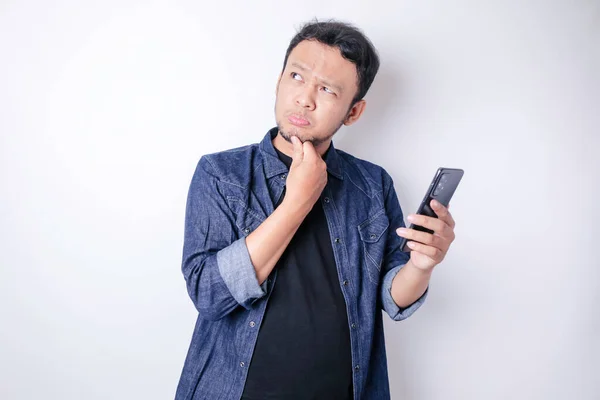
(433, 174), (448, 196)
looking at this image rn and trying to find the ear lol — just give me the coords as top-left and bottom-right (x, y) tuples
(343, 99), (367, 126)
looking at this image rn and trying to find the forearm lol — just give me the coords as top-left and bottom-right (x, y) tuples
(245, 199), (309, 284)
(390, 260), (432, 308)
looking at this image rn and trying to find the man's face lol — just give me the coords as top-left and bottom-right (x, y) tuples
(274, 39), (365, 150)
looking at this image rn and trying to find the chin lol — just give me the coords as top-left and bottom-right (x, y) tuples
(277, 121), (307, 143)
(277, 119), (335, 148)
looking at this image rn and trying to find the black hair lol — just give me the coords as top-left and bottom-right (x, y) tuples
(282, 19), (380, 107)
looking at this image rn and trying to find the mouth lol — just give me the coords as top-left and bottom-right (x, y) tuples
(288, 114), (311, 127)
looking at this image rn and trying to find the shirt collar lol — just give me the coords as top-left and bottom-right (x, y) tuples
(259, 127), (344, 180)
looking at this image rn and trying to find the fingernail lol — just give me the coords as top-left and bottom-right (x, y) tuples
(407, 241), (415, 248)
(396, 228), (406, 235)
(431, 199), (439, 207)
(407, 215), (414, 221)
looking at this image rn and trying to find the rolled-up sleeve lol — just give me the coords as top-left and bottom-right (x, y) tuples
(381, 264), (429, 321)
(216, 237), (267, 308)
(379, 170), (429, 321)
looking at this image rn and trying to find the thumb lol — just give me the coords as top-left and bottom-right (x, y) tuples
(291, 136), (304, 163)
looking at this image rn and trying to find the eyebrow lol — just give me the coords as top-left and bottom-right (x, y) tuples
(290, 61), (344, 94)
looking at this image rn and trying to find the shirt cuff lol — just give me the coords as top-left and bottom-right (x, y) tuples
(216, 237), (267, 309)
(381, 264), (429, 321)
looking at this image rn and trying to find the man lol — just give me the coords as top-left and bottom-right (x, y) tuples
(175, 20), (456, 400)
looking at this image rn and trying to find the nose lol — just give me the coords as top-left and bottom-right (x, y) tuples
(295, 86), (316, 110)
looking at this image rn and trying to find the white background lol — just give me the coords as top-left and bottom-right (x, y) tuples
(1, 1), (598, 399)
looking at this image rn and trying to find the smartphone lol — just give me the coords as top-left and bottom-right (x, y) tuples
(399, 167), (464, 252)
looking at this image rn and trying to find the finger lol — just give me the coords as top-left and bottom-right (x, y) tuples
(430, 199), (456, 229)
(406, 214), (450, 237)
(406, 241), (445, 262)
(291, 136), (304, 163)
(302, 140), (319, 159)
(396, 227), (445, 249)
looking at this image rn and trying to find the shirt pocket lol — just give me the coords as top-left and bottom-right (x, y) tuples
(226, 197), (266, 237)
(358, 208), (390, 285)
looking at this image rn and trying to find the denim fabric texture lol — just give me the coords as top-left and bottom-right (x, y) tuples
(175, 128), (428, 400)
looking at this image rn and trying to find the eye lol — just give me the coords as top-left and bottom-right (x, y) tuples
(291, 72), (303, 81)
(322, 86), (335, 95)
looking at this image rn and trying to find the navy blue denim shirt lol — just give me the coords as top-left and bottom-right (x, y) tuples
(175, 128), (428, 400)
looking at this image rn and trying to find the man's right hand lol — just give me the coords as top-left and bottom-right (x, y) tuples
(283, 135), (328, 215)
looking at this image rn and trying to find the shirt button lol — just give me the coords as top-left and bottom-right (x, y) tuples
(240, 362), (245, 367)
(335, 238), (341, 244)
(243, 228), (250, 234)
(249, 321), (256, 328)
(370, 234), (377, 239)
(342, 280), (348, 286)
(324, 197), (330, 203)
(280, 174), (286, 179)
(354, 365), (360, 371)
(351, 323), (356, 329)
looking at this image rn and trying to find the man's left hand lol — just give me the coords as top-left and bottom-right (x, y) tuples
(395, 199), (456, 272)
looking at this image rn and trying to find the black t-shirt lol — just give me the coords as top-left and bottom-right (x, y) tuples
(241, 145), (353, 400)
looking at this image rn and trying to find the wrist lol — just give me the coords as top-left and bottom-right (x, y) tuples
(404, 259), (435, 276)
(279, 198), (311, 223)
